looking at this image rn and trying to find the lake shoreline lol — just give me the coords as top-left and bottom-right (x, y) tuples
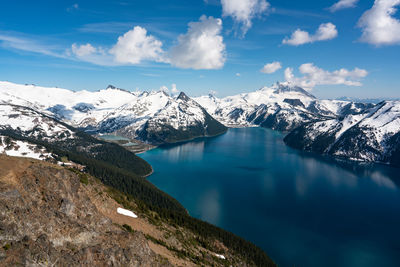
(140, 127), (400, 267)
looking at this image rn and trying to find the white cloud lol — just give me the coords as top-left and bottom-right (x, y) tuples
(71, 43), (97, 57)
(236, 73), (241, 76)
(0, 32), (65, 58)
(358, 0), (400, 45)
(70, 26), (165, 66)
(109, 26), (165, 64)
(159, 84), (179, 94)
(284, 63), (368, 90)
(70, 43), (115, 66)
(261, 61), (282, 74)
(221, 0), (270, 35)
(282, 23), (338, 46)
(329, 0), (359, 12)
(171, 84), (179, 94)
(169, 15), (226, 70)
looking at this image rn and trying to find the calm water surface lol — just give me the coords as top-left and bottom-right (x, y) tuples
(140, 128), (400, 267)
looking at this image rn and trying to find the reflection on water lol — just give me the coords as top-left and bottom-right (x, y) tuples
(160, 140), (205, 162)
(197, 188), (221, 225)
(141, 128), (400, 267)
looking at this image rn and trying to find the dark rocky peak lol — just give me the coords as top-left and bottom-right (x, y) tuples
(177, 92), (190, 102)
(106, 85), (131, 94)
(283, 98), (305, 108)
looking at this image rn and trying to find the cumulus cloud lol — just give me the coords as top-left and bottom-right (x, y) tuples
(329, 0), (359, 12)
(71, 43), (97, 57)
(283, 23), (338, 46)
(109, 26), (165, 64)
(169, 15), (226, 70)
(70, 26), (165, 66)
(70, 43), (115, 65)
(358, 0), (400, 45)
(171, 84), (179, 94)
(72, 19), (226, 69)
(284, 63), (368, 90)
(221, 0), (270, 35)
(261, 61), (282, 74)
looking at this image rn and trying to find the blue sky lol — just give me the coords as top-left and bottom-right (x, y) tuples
(0, 0), (399, 98)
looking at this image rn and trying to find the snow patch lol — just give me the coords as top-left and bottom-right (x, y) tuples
(117, 207), (138, 218)
(215, 253), (226, 260)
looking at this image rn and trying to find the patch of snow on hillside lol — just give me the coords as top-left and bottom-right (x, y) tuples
(117, 207), (137, 218)
(0, 136), (52, 160)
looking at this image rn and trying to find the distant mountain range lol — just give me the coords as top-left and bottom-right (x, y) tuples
(335, 96), (400, 104)
(0, 81), (226, 145)
(1, 81), (399, 167)
(194, 82), (374, 131)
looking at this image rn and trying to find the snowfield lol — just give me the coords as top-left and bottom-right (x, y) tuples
(117, 207), (138, 218)
(0, 81), (225, 144)
(1, 80), (399, 166)
(284, 101), (400, 164)
(0, 104), (75, 141)
(0, 136), (52, 160)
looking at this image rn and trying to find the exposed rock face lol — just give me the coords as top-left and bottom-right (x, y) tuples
(284, 101), (400, 166)
(0, 81), (227, 145)
(134, 92), (227, 145)
(194, 82), (338, 131)
(0, 156), (170, 266)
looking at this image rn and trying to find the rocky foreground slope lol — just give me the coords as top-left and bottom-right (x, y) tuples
(0, 155), (167, 266)
(0, 155), (275, 266)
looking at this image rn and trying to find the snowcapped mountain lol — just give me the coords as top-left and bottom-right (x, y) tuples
(0, 103), (75, 142)
(0, 81), (226, 145)
(133, 92), (227, 144)
(194, 82), (358, 131)
(284, 101), (400, 166)
(2, 80), (399, 167)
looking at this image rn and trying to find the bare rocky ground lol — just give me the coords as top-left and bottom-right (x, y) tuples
(0, 155), (171, 266)
(0, 155), (249, 266)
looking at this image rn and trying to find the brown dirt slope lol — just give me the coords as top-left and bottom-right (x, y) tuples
(0, 155), (250, 267)
(0, 155), (171, 266)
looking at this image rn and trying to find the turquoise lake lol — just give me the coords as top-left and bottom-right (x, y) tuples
(140, 128), (400, 267)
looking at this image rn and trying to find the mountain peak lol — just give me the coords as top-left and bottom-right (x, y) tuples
(177, 92), (190, 102)
(105, 85), (131, 94)
(272, 82), (316, 99)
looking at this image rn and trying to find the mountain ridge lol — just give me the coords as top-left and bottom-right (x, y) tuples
(1, 80), (400, 167)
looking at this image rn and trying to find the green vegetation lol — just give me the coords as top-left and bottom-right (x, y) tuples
(122, 224), (135, 233)
(145, 234), (211, 265)
(2, 243), (11, 251)
(0, 115), (275, 266)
